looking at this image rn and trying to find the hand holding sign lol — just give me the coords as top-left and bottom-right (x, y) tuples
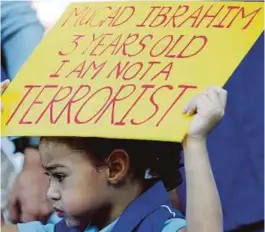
(183, 87), (227, 140)
(181, 87), (227, 232)
(1, 80), (10, 112)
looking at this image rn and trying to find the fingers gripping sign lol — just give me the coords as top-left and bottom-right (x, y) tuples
(1, 80), (10, 94)
(183, 87), (227, 140)
(1, 80), (10, 112)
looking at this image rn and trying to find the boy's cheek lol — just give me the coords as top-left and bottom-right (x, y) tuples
(63, 191), (94, 213)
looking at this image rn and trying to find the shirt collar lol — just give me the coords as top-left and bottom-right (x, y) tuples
(84, 218), (118, 232)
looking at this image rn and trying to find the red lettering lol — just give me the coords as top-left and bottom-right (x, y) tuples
(65, 60), (106, 80)
(111, 6), (135, 27)
(99, 34), (122, 56)
(89, 33), (113, 56)
(49, 60), (70, 78)
(19, 85), (58, 124)
(6, 85), (41, 125)
(123, 62), (143, 80)
(114, 33), (139, 56)
(81, 61), (107, 79)
(151, 62), (173, 81)
(149, 7), (172, 27)
(195, 5), (225, 28)
(106, 61), (130, 79)
(212, 6), (239, 28)
(177, 6), (203, 28)
(74, 86), (113, 124)
(48, 85), (91, 124)
(139, 61), (160, 80)
(53, 85), (91, 124)
(131, 85), (173, 125)
(226, 6), (261, 29)
(78, 7), (93, 25)
(99, 7), (121, 26)
(129, 34), (153, 57)
(164, 5), (189, 27)
(59, 35), (85, 56)
(165, 35), (185, 58)
(115, 84), (155, 126)
(35, 86), (73, 124)
(136, 7), (160, 27)
(87, 7), (112, 27)
(156, 84), (197, 126)
(61, 7), (90, 27)
(177, 35), (208, 58)
(150, 35), (174, 57)
(82, 33), (105, 55)
(66, 61), (86, 78)
(94, 84), (136, 124)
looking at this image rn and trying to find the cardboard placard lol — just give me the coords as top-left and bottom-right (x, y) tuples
(1, 1), (264, 141)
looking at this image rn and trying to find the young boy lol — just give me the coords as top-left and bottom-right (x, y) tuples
(1, 87), (226, 232)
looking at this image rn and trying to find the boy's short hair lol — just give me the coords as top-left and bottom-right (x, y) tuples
(40, 137), (183, 190)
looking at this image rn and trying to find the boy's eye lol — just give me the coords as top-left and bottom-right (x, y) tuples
(44, 172), (49, 176)
(52, 173), (66, 182)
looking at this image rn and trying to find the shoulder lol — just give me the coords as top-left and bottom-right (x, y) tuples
(17, 221), (55, 232)
(162, 218), (186, 232)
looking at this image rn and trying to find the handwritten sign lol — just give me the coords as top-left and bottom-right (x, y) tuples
(1, 2), (264, 142)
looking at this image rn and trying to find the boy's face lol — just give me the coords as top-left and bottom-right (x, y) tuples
(39, 141), (110, 228)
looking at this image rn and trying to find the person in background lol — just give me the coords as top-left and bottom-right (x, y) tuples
(1, 1), (44, 79)
(1, 1), (53, 224)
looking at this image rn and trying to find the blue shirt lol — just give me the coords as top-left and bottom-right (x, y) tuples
(17, 181), (186, 232)
(17, 217), (186, 232)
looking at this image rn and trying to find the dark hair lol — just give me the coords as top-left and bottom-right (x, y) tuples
(40, 137), (183, 190)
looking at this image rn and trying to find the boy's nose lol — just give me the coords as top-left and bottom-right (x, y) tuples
(47, 182), (60, 201)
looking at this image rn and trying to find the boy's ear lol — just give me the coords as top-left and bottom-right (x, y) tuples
(106, 149), (130, 184)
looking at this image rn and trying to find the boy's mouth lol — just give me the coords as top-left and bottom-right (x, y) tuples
(53, 207), (65, 218)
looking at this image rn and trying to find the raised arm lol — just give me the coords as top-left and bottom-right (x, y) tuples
(182, 87), (226, 232)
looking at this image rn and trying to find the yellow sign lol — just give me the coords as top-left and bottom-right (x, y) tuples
(1, 1), (264, 142)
